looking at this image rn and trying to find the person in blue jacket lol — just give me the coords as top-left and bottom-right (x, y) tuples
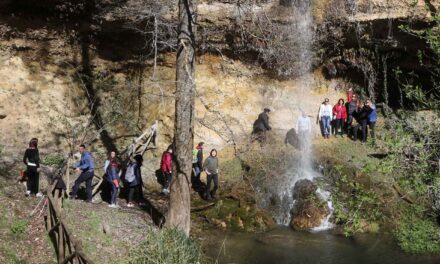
(104, 151), (120, 208)
(70, 144), (95, 202)
(366, 99), (377, 142)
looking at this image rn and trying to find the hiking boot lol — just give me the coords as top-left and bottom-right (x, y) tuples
(25, 190), (31, 197)
(108, 204), (118, 208)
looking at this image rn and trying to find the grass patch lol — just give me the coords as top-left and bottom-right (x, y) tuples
(395, 214), (440, 253)
(41, 154), (65, 167)
(129, 227), (206, 264)
(9, 220), (28, 236)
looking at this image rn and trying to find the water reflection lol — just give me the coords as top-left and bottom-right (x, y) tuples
(205, 227), (440, 264)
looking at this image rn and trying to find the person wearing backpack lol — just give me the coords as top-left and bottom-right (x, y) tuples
(126, 154), (143, 207)
(160, 146), (173, 195)
(104, 151), (119, 208)
(204, 149), (219, 200)
(70, 144), (94, 202)
(192, 142), (204, 181)
(23, 138), (41, 197)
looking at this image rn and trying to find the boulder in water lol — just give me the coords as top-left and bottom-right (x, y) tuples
(289, 179), (329, 230)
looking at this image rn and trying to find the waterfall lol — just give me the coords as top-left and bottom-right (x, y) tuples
(273, 0), (334, 231)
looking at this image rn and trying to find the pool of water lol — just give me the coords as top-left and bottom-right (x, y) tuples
(204, 227), (440, 264)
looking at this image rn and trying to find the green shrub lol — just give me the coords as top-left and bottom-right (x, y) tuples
(219, 158), (243, 181)
(129, 227), (206, 264)
(395, 216), (440, 253)
(10, 220), (28, 235)
(42, 154), (65, 167)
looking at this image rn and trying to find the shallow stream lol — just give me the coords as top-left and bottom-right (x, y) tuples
(205, 227), (440, 264)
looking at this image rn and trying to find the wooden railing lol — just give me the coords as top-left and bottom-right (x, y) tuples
(46, 180), (94, 264)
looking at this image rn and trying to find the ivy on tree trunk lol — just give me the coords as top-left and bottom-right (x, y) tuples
(167, 0), (196, 236)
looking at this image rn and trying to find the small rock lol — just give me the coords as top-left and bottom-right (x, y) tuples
(102, 223), (110, 234)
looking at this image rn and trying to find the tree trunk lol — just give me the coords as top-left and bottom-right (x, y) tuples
(167, 0), (196, 236)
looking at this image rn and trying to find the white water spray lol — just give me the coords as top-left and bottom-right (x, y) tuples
(274, 0), (334, 231)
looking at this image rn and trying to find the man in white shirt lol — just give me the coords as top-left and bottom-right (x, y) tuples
(318, 98), (333, 139)
(296, 111), (311, 150)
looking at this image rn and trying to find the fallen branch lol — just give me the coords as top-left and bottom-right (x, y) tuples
(392, 183), (414, 204)
(190, 202), (216, 212)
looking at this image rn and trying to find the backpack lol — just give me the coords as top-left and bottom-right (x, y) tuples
(192, 149), (198, 164)
(125, 163), (136, 183)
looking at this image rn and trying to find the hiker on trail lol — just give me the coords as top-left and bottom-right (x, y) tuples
(104, 151), (119, 208)
(296, 111), (311, 150)
(70, 144), (94, 202)
(332, 98), (347, 137)
(251, 108), (272, 143)
(204, 149), (219, 201)
(126, 154), (143, 207)
(346, 89), (358, 136)
(192, 142), (204, 181)
(352, 101), (373, 143)
(23, 138), (41, 197)
(160, 146), (173, 195)
(318, 98), (332, 139)
(366, 99), (377, 143)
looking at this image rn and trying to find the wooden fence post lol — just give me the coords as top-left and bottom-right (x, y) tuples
(66, 158), (70, 194)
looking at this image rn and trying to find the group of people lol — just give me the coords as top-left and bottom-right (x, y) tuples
(162, 142), (220, 201)
(318, 88), (377, 143)
(22, 140), (220, 208)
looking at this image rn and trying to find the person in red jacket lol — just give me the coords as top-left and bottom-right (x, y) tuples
(333, 98), (347, 137)
(160, 146), (173, 195)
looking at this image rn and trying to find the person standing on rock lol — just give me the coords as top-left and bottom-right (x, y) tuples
(251, 108), (272, 143)
(204, 149), (219, 200)
(160, 146), (173, 195)
(126, 154), (143, 207)
(70, 144), (94, 202)
(23, 138), (42, 197)
(296, 111), (311, 150)
(318, 98), (332, 139)
(332, 98), (347, 137)
(104, 151), (119, 208)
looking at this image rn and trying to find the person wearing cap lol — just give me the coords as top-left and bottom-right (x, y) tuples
(252, 108), (272, 143)
(192, 142), (204, 181)
(318, 98), (333, 139)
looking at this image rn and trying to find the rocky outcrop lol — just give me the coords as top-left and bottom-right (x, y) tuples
(289, 179), (329, 230)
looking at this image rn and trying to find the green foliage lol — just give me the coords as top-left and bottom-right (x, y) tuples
(395, 214), (440, 253)
(9, 220), (28, 235)
(42, 154), (65, 167)
(219, 158), (243, 182)
(129, 227), (206, 264)
(0, 246), (26, 264)
(396, 13), (440, 109)
(331, 174), (380, 236)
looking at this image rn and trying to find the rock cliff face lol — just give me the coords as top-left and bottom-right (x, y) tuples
(0, 0), (437, 180)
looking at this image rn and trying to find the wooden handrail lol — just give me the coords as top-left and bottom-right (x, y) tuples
(46, 179), (94, 264)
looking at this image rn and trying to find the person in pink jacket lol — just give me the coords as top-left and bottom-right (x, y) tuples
(332, 98), (347, 137)
(160, 146), (173, 194)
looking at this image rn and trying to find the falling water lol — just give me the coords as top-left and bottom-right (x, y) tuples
(273, 0), (334, 230)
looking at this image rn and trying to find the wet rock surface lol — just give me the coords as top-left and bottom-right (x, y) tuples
(290, 179), (329, 230)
